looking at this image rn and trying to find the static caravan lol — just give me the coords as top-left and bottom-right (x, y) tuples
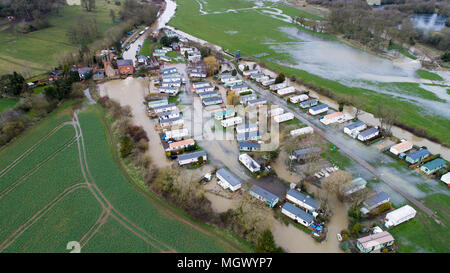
(192, 81), (211, 89)
(285, 189), (319, 212)
(163, 128), (189, 141)
(198, 91), (219, 100)
(293, 147), (321, 161)
(240, 93), (257, 104)
(239, 142), (261, 152)
(189, 71), (207, 78)
(356, 231), (395, 253)
(363, 192), (390, 211)
(195, 85), (215, 93)
(243, 69), (259, 77)
(236, 131), (262, 141)
(147, 99), (168, 109)
(289, 94), (309, 104)
(249, 185), (279, 208)
(290, 126), (314, 137)
(390, 141), (413, 155)
(320, 112), (344, 125)
(405, 149), (430, 164)
(281, 202), (314, 227)
(165, 138), (195, 152)
(202, 97), (222, 106)
(300, 99), (319, 109)
(216, 168), (242, 192)
(236, 123), (258, 134)
(160, 80), (181, 88)
(150, 103), (177, 115)
(341, 177), (367, 196)
(230, 84), (249, 93)
(162, 75), (181, 83)
(420, 158), (446, 175)
(221, 116), (243, 127)
(343, 121), (366, 137)
(256, 75), (269, 83)
(274, 112), (294, 123)
(178, 151), (207, 166)
(277, 86), (295, 96)
(440, 172), (450, 186)
(269, 82), (287, 91)
(384, 205), (417, 228)
(161, 67), (178, 75)
(214, 109), (235, 120)
(308, 104), (328, 115)
(224, 79), (243, 88)
(262, 78), (275, 87)
(239, 153), (261, 173)
(247, 98), (267, 107)
(160, 55), (171, 62)
(357, 127), (379, 142)
(221, 75), (237, 83)
(250, 72), (265, 80)
(159, 86), (179, 96)
(269, 107), (284, 117)
(160, 116), (184, 128)
(157, 110), (180, 120)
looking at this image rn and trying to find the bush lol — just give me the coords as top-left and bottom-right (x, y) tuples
(120, 136), (134, 158)
(378, 202), (392, 214)
(255, 229), (283, 253)
(275, 73), (285, 84)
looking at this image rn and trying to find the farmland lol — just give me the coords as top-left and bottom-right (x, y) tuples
(0, 103), (249, 253)
(0, 0), (122, 77)
(168, 0), (450, 146)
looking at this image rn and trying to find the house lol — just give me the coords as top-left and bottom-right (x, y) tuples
(243, 69), (259, 77)
(192, 81), (211, 89)
(239, 153), (261, 173)
(405, 149), (430, 164)
(440, 172), (450, 186)
(281, 202), (315, 227)
(76, 67), (93, 80)
(357, 127), (379, 142)
(292, 147), (321, 162)
(221, 116), (243, 127)
(308, 104), (328, 115)
(163, 128), (189, 141)
(236, 123), (258, 134)
(199, 91), (219, 100)
(249, 185), (279, 208)
(274, 112), (294, 123)
(178, 151), (207, 166)
(290, 127), (314, 137)
(240, 93), (257, 104)
(289, 94), (309, 104)
(356, 231), (394, 253)
(214, 109), (235, 120)
(261, 78), (275, 87)
(157, 110), (180, 120)
(160, 116), (184, 128)
(247, 98), (267, 107)
(341, 177), (367, 196)
(216, 168), (242, 192)
(363, 192), (390, 211)
(300, 99), (319, 109)
(117, 59), (134, 75)
(104, 61), (117, 77)
(202, 97), (223, 106)
(320, 112), (344, 125)
(195, 85), (215, 93)
(390, 141), (413, 155)
(165, 138), (195, 152)
(159, 86), (179, 96)
(277, 86), (295, 96)
(268, 107), (284, 117)
(384, 205), (416, 228)
(343, 121), (367, 137)
(269, 82), (287, 91)
(420, 158), (446, 175)
(236, 131), (262, 141)
(239, 142), (261, 152)
(285, 189), (319, 212)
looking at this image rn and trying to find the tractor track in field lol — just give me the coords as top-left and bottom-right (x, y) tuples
(0, 136), (78, 200)
(0, 182), (89, 252)
(0, 122), (74, 178)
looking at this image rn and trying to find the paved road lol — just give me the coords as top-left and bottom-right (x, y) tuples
(226, 61), (437, 218)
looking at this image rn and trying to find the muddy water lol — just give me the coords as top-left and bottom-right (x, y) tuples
(98, 77), (171, 168)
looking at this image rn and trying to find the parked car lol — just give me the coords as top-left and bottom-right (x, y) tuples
(337, 233), (342, 241)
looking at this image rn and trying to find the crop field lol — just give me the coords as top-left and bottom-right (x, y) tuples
(169, 0), (450, 146)
(0, 103), (247, 252)
(0, 0), (122, 76)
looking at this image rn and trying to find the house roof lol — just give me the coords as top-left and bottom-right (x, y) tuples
(422, 158), (446, 170)
(215, 109), (235, 117)
(324, 112), (343, 119)
(293, 147), (321, 160)
(169, 138), (195, 149)
(390, 141), (413, 151)
(203, 97), (222, 103)
(196, 85), (214, 90)
(345, 121), (366, 130)
(359, 127), (379, 138)
(231, 84), (248, 90)
(216, 168), (241, 187)
(239, 142), (261, 148)
(236, 123), (258, 131)
(341, 177), (367, 193)
(300, 99), (318, 105)
(357, 231), (394, 250)
(160, 116), (183, 125)
(407, 149), (430, 160)
(151, 103), (176, 111)
(177, 151), (206, 162)
(286, 189), (319, 209)
(250, 185), (278, 203)
(237, 131), (261, 139)
(364, 192), (389, 208)
(310, 104), (328, 111)
(157, 110), (179, 118)
(247, 98), (267, 104)
(117, 59), (133, 66)
(441, 172), (450, 184)
(193, 81), (210, 86)
(281, 202), (314, 224)
(199, 91), (219, 98)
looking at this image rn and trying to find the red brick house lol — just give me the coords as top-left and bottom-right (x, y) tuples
(117, 59), (134, 75)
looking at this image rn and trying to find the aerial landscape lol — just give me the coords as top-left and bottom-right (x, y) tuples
(0, 0), (449, 256)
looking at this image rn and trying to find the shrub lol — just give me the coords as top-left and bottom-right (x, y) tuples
(120, 136), (134, 158)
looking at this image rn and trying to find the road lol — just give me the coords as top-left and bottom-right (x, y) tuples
(226, 61), (437, 219)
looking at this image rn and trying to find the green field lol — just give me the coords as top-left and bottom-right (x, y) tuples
(416, 69), (444, 81)
(273, 4), (325, 21)
(0, 98), (19, 113)
(0, 102), (249, 252)
(0, 0), (122, 76)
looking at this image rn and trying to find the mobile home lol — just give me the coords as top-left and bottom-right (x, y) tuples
(384, 205), (416, 228)
(239, 153), (261, 173)
(289, 94), (309, 104)
(308, 104), (328, 115)
(390, 141), (413, 155)
(320, 112), (344, 125)
(236, 123), (258, 134)
(214, 109), (235, 120)
(249, 185), (279, 208)
(357, 127), (379, 142)
(277, 86), (295, 96)
(274, 112), (294, 123)
(178, 151), (207, 166)
(281, 202), (314, 227)
(343, 121), (366, 137)
(269, 82), (287, 91)
(216, 168), (242, 192)
(285, 189), (319, 212)
(221, 116), (243, 127)
(300, 99), (319, 109)
(290, 126), (314, 136)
